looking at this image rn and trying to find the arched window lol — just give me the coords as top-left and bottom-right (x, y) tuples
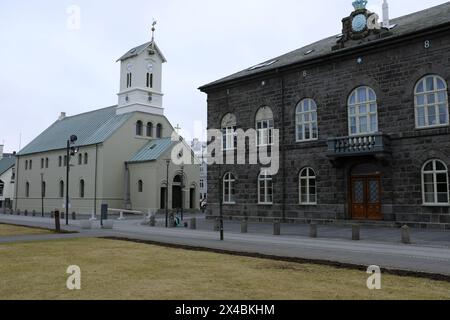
(79, 179), (85, 198)
(422, 159), (449, 205)
(41, 181), (46, 198)
(296, 99), (318, 142)
(299, 168), (317, 205)
(136, 121), (143, 136)
(156, 124), (163, 138)
(84, 153), (88, 165)
(45, 158), (49, 168)
(348, 86), (378, 135)
(146, 122), (153, 137)
(25, 160), (28, 170)
(258, 170), (273, 204)
(29, 160), (32, 170)
(41, 158), (44, 169)
(138, 180), (143, 193)
(256, 107), (274, 146)
(25, 182), (30, 198)
(58, 156), (62, 167)
(59, 180), (64, 198)
(221, 113), (237, 151)
(78, 153), (82, 165)
(415, 75), (449, 128)
(223, 173), (236, 204)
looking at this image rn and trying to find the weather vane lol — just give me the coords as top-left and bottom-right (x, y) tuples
(151, 19), (157, 42)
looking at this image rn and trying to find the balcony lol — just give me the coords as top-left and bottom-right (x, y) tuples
(327, 133), (391, 160)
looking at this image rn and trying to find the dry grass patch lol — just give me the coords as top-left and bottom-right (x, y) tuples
(0, 237), (449, 300)
(0, 224), (53, 237)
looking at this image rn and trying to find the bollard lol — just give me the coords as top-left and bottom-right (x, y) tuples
(213, 218), (220, 232)
(17, 209), (21, 216)
(310, 223), (318, 238)
(401, 225), (411, 244)
(352, 224), (361, 241)
(189, 217), (197, 230)
(118, 211), (125, 221)
(61, 212), (65, 220)
(149, 215), (156, 227)
(32, 210), (36, 217)
(24, 210), (28, 216)
(90, 212), (97, 221)
(273, 221), (281, 236)
(50, 211), (54, 219)
(54, 210), (61, 233)
(241, 220), (248, 234)
(72, 212), (76, 220)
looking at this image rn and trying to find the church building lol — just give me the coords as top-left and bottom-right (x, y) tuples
(14, 33), (200, 216)
(200, 1), (450, 229)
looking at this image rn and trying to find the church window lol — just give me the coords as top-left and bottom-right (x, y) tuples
(84, 153), (88, 165)
(59, 156), (62, 167)
(41, 158), (44, 169)
(136, 121), (143, 136)
(156, 124), (163, 138)
(25, 182), (30, 198)
(78, 153), (82, 165)
(29, 160), (32, 170)
(45, 158), (49, 168)
(79, 179), (85, 198)
(25, 160), (28, 170)
(59, 181), (64, 198)
(138, 180), (143, 193)
(147, 122), (153, 137)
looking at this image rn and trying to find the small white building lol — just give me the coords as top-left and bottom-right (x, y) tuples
(191, 139), (207, 204)
(0, 145), (16, 209)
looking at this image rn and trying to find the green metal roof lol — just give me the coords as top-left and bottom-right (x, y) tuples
(17, 106), (132, 156)
(128, 138), (174, 163)
(0, 157), (15, 176)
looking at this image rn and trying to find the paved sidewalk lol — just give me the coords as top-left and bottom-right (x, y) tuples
(1, 214), (450, 277)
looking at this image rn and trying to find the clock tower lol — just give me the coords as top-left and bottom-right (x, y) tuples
(116, 24), (167, 116)
(333, 0), (392, 50)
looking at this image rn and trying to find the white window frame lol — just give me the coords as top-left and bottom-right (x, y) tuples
(258, 171), (273, 205)
(256, 119), (274, 147)
(299, 168), (317, 205)
(222, 126), (236, 151)
(348, 86), (378, 136)
(223, 173), (236, 204)
(415, 75), (449, 129)
(296, 99), (318, 142)
(422, 159), (450, 206)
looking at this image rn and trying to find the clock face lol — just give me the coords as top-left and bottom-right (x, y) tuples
(352, 14), (367, 32)
(147, 63), (153, 71)
(126, 63), (133, 71)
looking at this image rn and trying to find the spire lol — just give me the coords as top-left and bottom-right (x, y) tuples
(382, 0), (390, 28)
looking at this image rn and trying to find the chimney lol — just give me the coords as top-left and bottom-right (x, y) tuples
(0, 145), (4, 159)
(59, 112), (67, 121)
(382, 0), (390, 28)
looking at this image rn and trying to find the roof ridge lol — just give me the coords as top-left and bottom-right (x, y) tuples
(61, 105), (118, 120)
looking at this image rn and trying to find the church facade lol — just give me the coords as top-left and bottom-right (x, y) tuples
(200, 1), (450, 229)
(14, 39), (200, 216)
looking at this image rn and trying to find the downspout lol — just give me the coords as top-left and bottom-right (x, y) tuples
(280, 72), (286, 222)
(14, 156), (19, 212)
(94, 144), (98, 216)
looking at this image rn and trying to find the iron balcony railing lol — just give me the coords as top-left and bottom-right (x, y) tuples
(327, 133), (391, 158)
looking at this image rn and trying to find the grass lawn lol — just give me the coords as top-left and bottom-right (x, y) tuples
(0, 224), (53, 237)
(0, 237), (449, 300)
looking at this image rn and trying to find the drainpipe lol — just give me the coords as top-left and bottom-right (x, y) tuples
(94, 144), (98, 216)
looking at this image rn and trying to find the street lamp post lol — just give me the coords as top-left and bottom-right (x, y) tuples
(165, 159), (170, 228)
(65, 135), (78, 226)
(218, 163), (224, 241)
(181, 164), (184, 221)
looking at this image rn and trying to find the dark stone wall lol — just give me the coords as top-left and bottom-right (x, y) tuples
(205, 29), (450, 229)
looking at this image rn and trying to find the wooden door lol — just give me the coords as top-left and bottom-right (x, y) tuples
(351, 176), (382, 220)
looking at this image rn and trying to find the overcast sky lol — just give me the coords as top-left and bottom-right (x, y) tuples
(0, 0), (446, 153)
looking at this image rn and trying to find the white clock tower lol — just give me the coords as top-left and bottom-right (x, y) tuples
(116, 24), (167, 115)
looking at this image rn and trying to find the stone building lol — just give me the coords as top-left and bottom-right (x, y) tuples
(200, 1), (450, 229)
(14, 36), (200, 216)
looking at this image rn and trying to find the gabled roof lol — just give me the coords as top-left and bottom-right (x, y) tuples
(117, 41), (167, 63)
(17, 106), (133, 156)
(128, 138), (175, 163)
(199, 2), (450, 91)
(0, 157), (15, 176)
